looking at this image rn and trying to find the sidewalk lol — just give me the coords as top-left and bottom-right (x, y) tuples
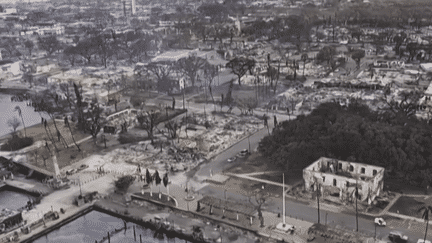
(225, 172), (292, 188)
(1, 173), (116, 243)
(258, 211), (313, 243)
(143, 182), (313, 242)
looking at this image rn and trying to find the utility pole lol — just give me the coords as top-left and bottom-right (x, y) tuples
(374, 223), (377, 241)
(283, 173), (285, 225)
(204, 77), (207, 120)
(356, 182), (359, 232)
(247, 135), (251, 153)
(317, 183), (320, 224)
(218, 66), (220, 86)
(79, 175), (82, 197)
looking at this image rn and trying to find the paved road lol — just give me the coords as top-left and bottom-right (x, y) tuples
(148, 75), (429, 243)
(198, 183), (428, 242)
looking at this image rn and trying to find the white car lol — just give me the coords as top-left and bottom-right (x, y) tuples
(237, 149), (250, 158)
(227, 157), (237, 163)
(374, 217), (386, 226)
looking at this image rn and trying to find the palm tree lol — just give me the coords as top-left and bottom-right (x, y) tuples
(301, 54), (308, 77)
(14, 106), (26, 137)
(419, 205), (432, 243)
(64, 116), (81, 152)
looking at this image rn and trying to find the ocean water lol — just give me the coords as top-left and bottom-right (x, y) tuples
(31, 211), (188, 243)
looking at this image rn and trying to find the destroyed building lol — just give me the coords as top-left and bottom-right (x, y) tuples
(303, 157), (384, 205)
(0, 208), (23, 233)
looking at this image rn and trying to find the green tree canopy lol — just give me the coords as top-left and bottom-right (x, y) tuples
(258, 102), (432, 187)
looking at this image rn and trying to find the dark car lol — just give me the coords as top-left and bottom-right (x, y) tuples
(388, 231), (408, 243)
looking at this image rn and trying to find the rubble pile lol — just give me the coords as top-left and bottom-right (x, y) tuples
(183, 113), (263, 159)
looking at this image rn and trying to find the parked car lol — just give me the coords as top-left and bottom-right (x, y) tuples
(227, 157), (237, 163)
(66, 169), (77, 175)
(388, 231), (408, 243)
(237, 149), (250, 158)
(374, 217), (386, 226)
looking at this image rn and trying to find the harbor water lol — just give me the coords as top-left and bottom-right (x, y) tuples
(31, 211), (188, 243)
(0, 189), (36, 211)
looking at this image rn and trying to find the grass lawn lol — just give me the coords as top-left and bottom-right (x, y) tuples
(224, 153), (304, 186)
(26, 138), (104, 172)
(388, 196), (432, 218)
(252, 170), (304, 186)
(0, 119), (89, 150)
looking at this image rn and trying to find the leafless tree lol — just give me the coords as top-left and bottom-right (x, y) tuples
(84, 102), (105, 143)
(164, 119), (180, 139)
(137, 110), (160, 144)
(248, 189), (270, 227)
(14, 106), (26, 137)
(59, 82), (75, 109)
(146, 61), (176, 93)
(176, 55), (207, 87)
(236, 98), (258, 115)
(203, 63), (218, 110)
(382, 89), (423, 118)
(64, 116), (80, 152)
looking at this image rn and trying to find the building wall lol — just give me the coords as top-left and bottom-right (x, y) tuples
(36, 64), (57, 73)
(0, 61), (21, 76)
(304, 157), (384, 204)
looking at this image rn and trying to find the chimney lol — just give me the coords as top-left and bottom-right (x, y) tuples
(132, 0), (136, 15)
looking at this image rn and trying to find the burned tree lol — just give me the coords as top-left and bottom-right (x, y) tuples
(137, 110), (160, 144)
(146, 62), (175, 93)
(382, 89), (423, 119)
(203, 63), (218, 110)
(248, 189), (270, 227)
(176, 55), (207, 87)
(164, 120), (180, 139)
(225, 57), (255, 105)
(74, 82), (85, 131)
(84, 102), (105, 143)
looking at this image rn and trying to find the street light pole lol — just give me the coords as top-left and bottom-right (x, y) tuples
(79, 175), (82, 197)
(356, 182), (359, 232)
(247, 135), (251, 152)
(317, 184), (320, 224)
(374, 223), (377, 241)
(204, 78), (207, 120)
(182, 87), (185, 110)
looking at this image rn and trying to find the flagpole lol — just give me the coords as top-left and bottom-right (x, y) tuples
(283, 173), (285, 225)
